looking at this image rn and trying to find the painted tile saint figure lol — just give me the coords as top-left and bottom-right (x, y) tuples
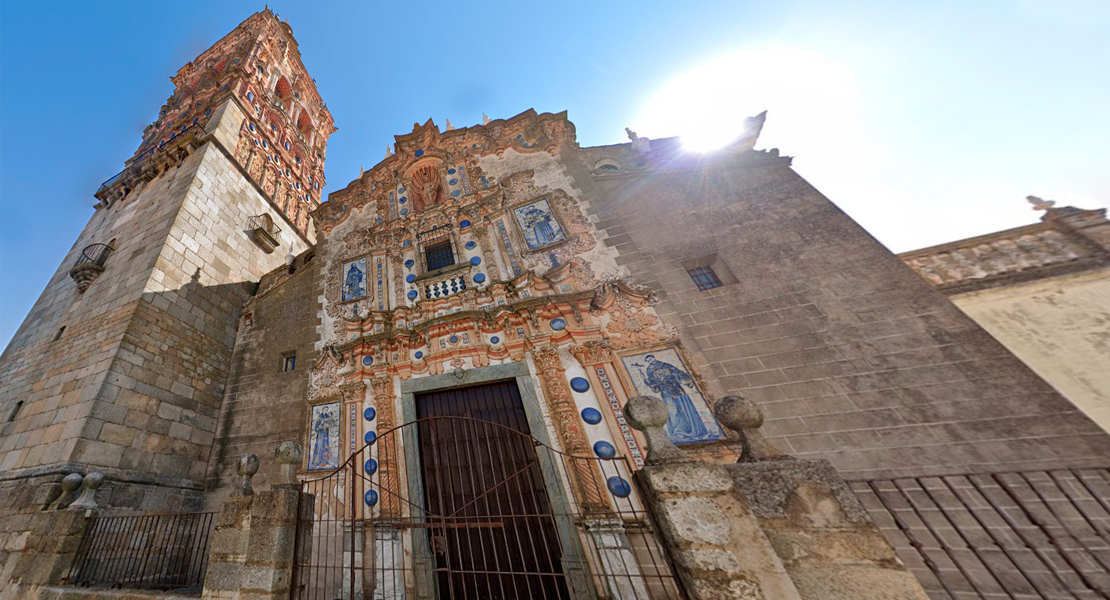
(623, 349), (724, 444)
(513, 198), (566, 250)
(341, 258), (367, 302)
(308, 402), (340, 470)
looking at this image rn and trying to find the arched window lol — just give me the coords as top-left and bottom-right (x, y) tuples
(297, 109), (313, 137)
(275, 76), (293, 99)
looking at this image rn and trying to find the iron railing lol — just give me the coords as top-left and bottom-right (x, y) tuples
(97, 123), (204, 193)
(68, 511), (217, 591)
(855, 468), (1110, 599)
(74, 243), (114, 268)
(293, 415), (685, 600)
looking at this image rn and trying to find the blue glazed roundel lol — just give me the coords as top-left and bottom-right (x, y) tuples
(363, 407), (376, 421)
(569, 377), (590, 393)
(362, 356), (374, 367)
(581, 407), (603, 425)
(364, 458), (377, 475)
(403, 239), (412, 247)
(448, 168), (456, 175)
(449, 335), (459, 344)
(400, 208), (409, 216)
(465, 241), (477, 250)
(550, 318), (567, 331)
(470, 256), (481, 266)
(451, 190), (461, 197)
(593, 441), (617, 459)
(405, 259), (415, 268)
(450, 178), (459, 185)
(490, 336), (500, 345)
(473, 273), (486, 284)
(406, 274), (416, 283)
(399, 196), (407, 204)
(364, 489), (379, 506)
(607, 476), (632, 498)
(407, 290), (419, 301)
(460, 219), (471, 228)
(364, 431), (377, 445)
(415, 351), (424, 359)
(414, 149), (424, 157)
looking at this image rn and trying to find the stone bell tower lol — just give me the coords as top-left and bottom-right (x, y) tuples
(0, 9), (334, 513)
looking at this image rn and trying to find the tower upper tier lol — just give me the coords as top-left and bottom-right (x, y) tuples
(95, 9), (335, 239)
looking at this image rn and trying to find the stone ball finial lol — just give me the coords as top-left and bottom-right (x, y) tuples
(69, 472), (104, 510)
(233, 454), (260, 497)
(714, 395), (790, 463)
(715, 395), (764, 432)
(276, 441), (304, 488)
(61, 473), (84, 493)
(625, 396), (689, 465)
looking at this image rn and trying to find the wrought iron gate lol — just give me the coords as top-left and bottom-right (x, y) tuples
(292, 410), (683, 600)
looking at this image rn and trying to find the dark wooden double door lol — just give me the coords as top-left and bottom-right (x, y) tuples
(416, 381), (570, 600)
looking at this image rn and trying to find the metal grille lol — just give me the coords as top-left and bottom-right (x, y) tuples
(687, 266), (722, 291)
(293, 407), (684, 600)
(854, 468), (1110, 600)
(68, 511), (217, 591)
(424, 239), (455, 272)
(75, 243), (114, 267)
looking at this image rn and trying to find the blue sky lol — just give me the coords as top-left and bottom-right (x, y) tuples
(2, 0), (1108, 347)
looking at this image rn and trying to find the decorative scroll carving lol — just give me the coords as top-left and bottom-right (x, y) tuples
(370, 376), (400, 518)
(532, 345), (610, 513)
(569, 340), (614, 367)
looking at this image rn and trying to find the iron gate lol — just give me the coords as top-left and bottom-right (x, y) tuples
(291, 416), (683, 600)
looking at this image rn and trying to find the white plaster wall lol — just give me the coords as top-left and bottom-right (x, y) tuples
(952, 269), (1110, 432)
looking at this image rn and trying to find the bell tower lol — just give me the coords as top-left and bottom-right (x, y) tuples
(0, 9), (334, 511)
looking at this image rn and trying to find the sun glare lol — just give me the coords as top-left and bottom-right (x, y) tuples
(636, 48), (857, 153)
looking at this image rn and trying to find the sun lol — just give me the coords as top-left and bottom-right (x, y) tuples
(636, 48), (857, 153)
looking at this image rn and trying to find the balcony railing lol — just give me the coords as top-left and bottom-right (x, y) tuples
(75, 243), (114, 267)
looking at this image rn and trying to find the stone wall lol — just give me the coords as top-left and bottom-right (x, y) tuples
(571, 141), (1110, 480)
(205, 253), (321, 505)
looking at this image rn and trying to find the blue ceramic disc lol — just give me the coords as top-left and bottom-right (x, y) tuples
(407, 290), (418, 300)
(414, 351), (423, 359)
(365, 489), (379, 506)
(569, 377), (590, 393)
(473, 273), (486, 284)
(403, 239), (412, 247)
(449, 335), (459, 344)
(363, 407), (376, 421)
(490, 336), (500, 345)
(364, 458), (377, 475)
(406, 274), (416, 283)
(593, 441), (616, 459)
(470, 256), (481, 266)
(581, 407), (602, 425)
(607, 477), (632, 498)
(364, 431), (377, 445)
(362, 356), (374, 367)
(550, 318), (567, 331)
(465, 241), (477, 250)
(460, 219), (471, 227)
(405, 259), (414, 268)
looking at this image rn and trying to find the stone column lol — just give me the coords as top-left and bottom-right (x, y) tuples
(715, 396), (930, 600)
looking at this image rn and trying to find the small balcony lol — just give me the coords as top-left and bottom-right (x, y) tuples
(248, 214), (281, 253)
(69, 243), (114, 293)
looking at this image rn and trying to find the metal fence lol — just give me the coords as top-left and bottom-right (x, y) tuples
(68, 511), (217, 591)
(855, 468), (1110, 600)
(293, 415), (684, 600)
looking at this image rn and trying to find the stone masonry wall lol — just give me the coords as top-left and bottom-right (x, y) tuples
(568, 143), (1110, 481)
(204, 255), (320, 506)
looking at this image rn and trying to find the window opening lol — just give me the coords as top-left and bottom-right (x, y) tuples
(423, 236), (456, 273)
(7, 401), (22, 423)
(282, 352), (296, 372)
(688, 266), (723, 291)
(53, 326), (66, 341)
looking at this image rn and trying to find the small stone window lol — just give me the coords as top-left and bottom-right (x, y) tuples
(683, 253), (736, 291)
(282, 352), (296, 372)
(421, 232), (457, 273)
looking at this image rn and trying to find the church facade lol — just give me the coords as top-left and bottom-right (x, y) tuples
(2, 10), (1109, 600)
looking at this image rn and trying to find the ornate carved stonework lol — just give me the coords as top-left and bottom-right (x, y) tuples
(569, 339), (615, 367)
(532, 345), (610, 513)
(369, 376), (400, 518)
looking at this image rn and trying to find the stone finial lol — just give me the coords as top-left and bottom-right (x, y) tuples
(1027, 195), (1056, 211)
(625, 127), (651, 156)
(445, 118), (456, 131)
(482, 113), (491, 125)
(54, 473), (84, 510)
(714, 395), (790, 462)
(624, 396), (690, 464)
(275, 441), (303, 487)
(233, 454), (260, 497)
(69, 472), (104, 510)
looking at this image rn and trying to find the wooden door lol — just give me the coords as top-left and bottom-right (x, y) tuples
(416, 381), (570, 600)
